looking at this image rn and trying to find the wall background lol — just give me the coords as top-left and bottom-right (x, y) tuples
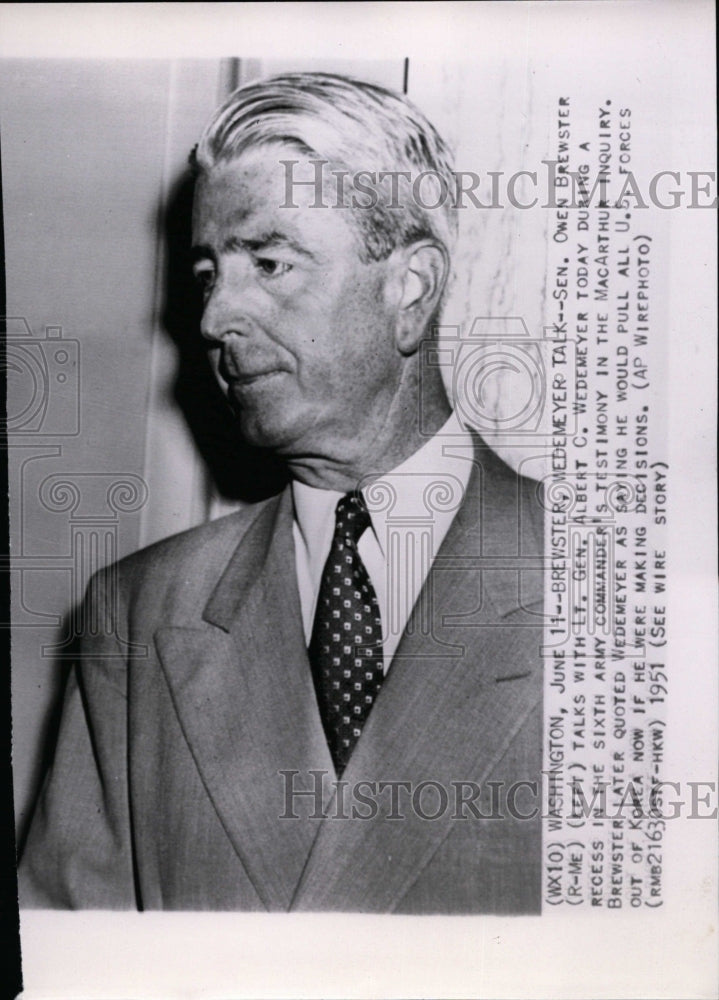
(2, 56), (549, 840)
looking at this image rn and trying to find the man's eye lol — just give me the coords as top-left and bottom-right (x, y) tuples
(255, 258), (293, 277)
(193, 266), (215, 292)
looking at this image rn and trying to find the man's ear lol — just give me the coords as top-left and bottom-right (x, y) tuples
(392, 240), (450, 355)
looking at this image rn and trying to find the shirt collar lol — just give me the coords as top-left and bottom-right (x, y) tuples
(291, 410), (473, 561)
(362, 409), (473, 557)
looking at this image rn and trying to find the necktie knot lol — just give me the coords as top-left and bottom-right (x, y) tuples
(334, 493), (371, 548)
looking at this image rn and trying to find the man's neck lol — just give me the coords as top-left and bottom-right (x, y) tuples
(285, 389), (452, 492)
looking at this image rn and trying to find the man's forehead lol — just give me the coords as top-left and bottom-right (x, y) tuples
(196, 146), (333, 207)
(193, 147), (360, 251)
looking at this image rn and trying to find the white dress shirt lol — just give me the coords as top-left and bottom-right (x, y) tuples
(292, 411), (474, 671)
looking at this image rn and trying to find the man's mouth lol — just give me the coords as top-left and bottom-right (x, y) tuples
(227, 369), (285, 388)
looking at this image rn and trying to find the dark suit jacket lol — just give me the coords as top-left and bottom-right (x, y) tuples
(19, 439), (545, 912)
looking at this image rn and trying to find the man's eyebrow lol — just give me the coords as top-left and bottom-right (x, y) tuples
(190, 231), (314, 258)
(191, 232), (319, 264)
(230, 232), (318, 259)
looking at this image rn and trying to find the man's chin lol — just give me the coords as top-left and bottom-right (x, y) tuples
(233, 408), (298, 454)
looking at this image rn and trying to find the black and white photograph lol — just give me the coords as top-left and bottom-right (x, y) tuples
(1, 2), (716, 997)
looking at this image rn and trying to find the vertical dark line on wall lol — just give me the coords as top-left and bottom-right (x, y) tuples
(227, 57), (241, 93)
(0, 136), (23, 1000)
(403, 57), (409, 94)
(217, 57), (242, 101)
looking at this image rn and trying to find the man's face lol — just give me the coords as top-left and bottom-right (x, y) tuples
(191, 146), (404, 462)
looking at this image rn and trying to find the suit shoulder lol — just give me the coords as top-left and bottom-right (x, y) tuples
(472, 436), (545, 551)
(474, 435), (543, 498)
(117, 493), (281, 585)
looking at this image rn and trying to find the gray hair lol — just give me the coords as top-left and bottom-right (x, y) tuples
(193, 72), (458, 265)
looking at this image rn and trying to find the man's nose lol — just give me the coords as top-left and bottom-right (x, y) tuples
(199, 267), (256, 344)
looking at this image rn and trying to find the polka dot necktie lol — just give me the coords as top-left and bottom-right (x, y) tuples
(308, 493), (384, 775)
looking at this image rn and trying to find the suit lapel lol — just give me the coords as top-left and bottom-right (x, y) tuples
(291, 441), (544, 911)
(155, 489), (334, 911)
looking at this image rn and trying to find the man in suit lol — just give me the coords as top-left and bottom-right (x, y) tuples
(19, 73), (545, 913)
